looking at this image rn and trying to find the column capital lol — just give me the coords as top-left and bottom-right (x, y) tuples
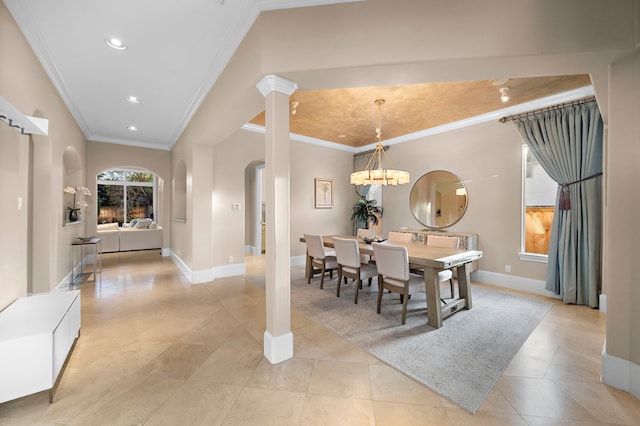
(256, 75), (298, 97)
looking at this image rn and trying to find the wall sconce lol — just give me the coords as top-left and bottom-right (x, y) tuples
(499, 87), (510, 103)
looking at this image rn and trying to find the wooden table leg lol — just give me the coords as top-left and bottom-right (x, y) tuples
(424, 267), (443, 329)
(304, 251), (310, 279)
(457, 262), (473, 310)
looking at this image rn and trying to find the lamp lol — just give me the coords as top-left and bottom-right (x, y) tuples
(350, 99), (410, 186)
(499, 87), (510, 102)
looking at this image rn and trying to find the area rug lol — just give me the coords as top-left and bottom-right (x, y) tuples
(289, 269), (552, 414)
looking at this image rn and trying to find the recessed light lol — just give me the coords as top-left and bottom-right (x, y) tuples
(105, 38), (127, 50)
(127, 125), (138, 131)
(126, 96), (140, 103)
(338, 134), (346, 138)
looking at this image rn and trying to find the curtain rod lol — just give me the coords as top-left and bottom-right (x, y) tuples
(498, 95), (596, 123)
(353, 145), (389, 158)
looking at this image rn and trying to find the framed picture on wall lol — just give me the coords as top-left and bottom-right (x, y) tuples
(314, 178), (333, 208)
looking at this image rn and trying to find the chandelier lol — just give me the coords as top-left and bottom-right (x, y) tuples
(350, 99), (410, 186)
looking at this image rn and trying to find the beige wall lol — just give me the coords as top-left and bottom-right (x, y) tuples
(381, 120), (547, 282)
(212, 129), (353, 267)
(86, 141), (172, 249)
(605, 50), (640, 365)
(1, 1), (88, 309)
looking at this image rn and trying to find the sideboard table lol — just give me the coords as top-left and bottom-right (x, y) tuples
(70, 237), (102, 286)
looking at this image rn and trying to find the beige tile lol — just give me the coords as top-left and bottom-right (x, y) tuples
(496, 377), (599, 422)
(145, 381), (242, 426)
(308, 359), (372, 399)
(553, 380), (640, 425)
(476, 386), (518, 414)
(189, 346), (263, 385)
(68, 376), (184, 425)
(0, 418), (56, 426)
(292, 333), (334, 361)
(299, 394), (375, 426)
(221, 387), (306, 426)
(446, 407), (527, 425)
(246, 356), (314, 392)
(520, 416), (606, 425)
(544, 348), (601, 383)
(373, 400), (450, 426)
(369, 364), (442, 407)
(5, 252), (640, 426)
(134, 342), (217, 379)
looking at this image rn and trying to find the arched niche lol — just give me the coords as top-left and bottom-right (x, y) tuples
(173, 159), (187, 222)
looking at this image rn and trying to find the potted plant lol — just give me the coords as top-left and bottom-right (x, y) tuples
(64, 186), (91, 222)
(351, 197), (383, 234)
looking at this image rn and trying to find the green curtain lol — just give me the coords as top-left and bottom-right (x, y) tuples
(513, 100), (603, 307)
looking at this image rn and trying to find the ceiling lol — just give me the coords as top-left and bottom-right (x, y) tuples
(250, 75), (592, 148)
(6, 0), (592, 152)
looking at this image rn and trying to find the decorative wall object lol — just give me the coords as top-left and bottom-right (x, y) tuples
(314, 178), (333, 209)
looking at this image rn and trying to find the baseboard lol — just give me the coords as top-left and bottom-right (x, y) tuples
(245, 245), (258, 255)
(170, 250), (247, 283)
(264, 330), (293, 364)
(471, 270), (560, 298)
(161, 248), (170, 257)
(213, 263), (246, 279)
(599, 294), (607, 313)
(169, 251), (213, 284)
(602, 341), (640, 399)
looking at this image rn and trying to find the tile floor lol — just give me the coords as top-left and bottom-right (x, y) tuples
(1, 251), (639, 425)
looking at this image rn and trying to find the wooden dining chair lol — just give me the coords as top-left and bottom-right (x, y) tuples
(371, 242), (424, 324)
(304, 233), (338, 289)
(332, 237), (378, 304)
(427, 235), (460, 298)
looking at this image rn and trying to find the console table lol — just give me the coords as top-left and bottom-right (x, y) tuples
(393, 229), (479, 274)
(70, 237), (102, 285)
(0, 290), (81, 403)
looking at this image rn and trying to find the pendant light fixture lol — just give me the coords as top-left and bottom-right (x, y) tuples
(350, 99), (410, 186)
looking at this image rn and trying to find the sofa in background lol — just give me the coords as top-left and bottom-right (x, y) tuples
(96, 219), (162, 253)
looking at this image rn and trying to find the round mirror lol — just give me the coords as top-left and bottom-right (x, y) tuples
(409, 170), (468, 229)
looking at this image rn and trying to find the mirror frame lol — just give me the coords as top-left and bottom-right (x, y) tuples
(409, 170), (468, 229)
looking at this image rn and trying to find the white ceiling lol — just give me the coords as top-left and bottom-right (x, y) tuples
(4, 0), (361, 151)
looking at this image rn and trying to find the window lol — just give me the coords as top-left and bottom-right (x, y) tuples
(97, 169), (155, 225)
(520, 145), (556, 262)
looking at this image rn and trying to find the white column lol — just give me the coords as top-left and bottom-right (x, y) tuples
(256, 75), (298, 364)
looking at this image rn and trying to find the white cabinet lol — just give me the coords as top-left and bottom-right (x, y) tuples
(0, 291), (80, 404)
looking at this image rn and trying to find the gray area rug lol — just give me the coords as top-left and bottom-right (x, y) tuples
(289, 269), (552, 414)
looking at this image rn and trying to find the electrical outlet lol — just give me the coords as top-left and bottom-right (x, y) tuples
(505, 265), (511, 273)
(229, 255), (234, 263)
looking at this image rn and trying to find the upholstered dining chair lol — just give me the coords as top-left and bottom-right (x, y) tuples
(371, 242), (424, 325)
(387, 231), (422, 272)
(332, 237), (378, 304)
(387, 231), (413, 244)
(356, 228), (376, 263)
(426, 235), (460, 298)
(304, 233), (338, 289)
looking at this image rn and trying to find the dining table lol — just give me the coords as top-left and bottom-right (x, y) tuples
(301, 235), (483, 329)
